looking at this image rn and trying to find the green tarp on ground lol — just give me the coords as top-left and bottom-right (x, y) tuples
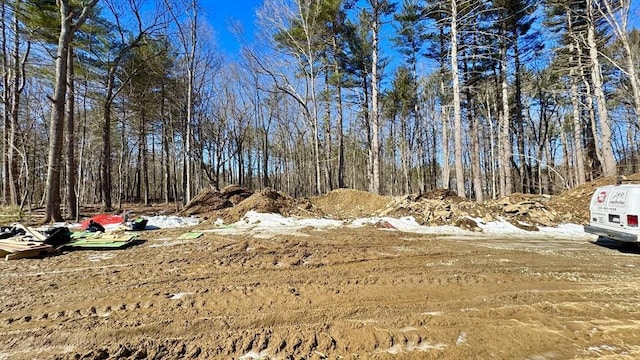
(65, 233), (137, 249)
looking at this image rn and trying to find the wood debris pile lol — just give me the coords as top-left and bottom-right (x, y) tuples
(379, 193), (565, 231)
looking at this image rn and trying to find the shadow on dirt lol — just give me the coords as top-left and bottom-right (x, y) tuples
(591, 237), (640, 254)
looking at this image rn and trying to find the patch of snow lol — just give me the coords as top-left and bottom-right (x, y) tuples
(86, 254), (113, 262)
(587, 344), (618, 353)
(203, 211), (598, 243)
(456, 331), (467, 345)
(399, 326), (419, 332)
(412, 342), (446, 351)
(476, 219), (596, 240)
(145, 215), (199, 229)
(527, 352), (561, 360)
(422, 311), (444, 316)
(384, 344), (404, 354)
(169, 292), (193, 300)
(208, 211), (344, 239)
(239, 350), (270, 359)
(380, 342), (446, 354)
(350, 216), (464, 235)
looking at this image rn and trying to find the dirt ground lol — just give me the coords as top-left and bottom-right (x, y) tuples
(2, 224), (640, 359)
(3, 178), (640, 359)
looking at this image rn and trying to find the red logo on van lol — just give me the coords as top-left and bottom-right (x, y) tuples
(596, 191), (607, 204)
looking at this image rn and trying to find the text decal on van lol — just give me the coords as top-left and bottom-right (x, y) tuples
(608, 190), (628, 207)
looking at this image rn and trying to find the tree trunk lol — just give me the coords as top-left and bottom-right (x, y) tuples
(370, 0), (382, 195)
(65, 46), (77, 219)
(499, 44), (512, 197)
(140, 106), (149, 205)
(44, 0), (98, 222)
(332, 35), (345, 189)
(587, 0), (616, 177)
(323, 72), (333, 191)
(485, 93), (497, 198)
(161, 82), (171, 203)
(1, 0), (8, 204)
(44, 4), (73, 223)
(102, 86), (114, 212)
(185, 68), (194, 203)
(578, 44), (603, 178)
(8, 8), (20, 205)
(569, 42), (586, 185)
(8, 1), (26, 206)
(470, 101), (483, 202)
(441, 84), (450, 189)
(513, 38), (527, 193)
(451, 0), (465, 198)
(560, 125), (572, 188)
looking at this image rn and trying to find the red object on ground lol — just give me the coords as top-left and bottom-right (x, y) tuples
(80, 214), (125, 229)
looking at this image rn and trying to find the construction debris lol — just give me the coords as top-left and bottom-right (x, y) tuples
(64, 232), (138, 249)
(0, 238), (55, 260)
(0, 225), (69, 260)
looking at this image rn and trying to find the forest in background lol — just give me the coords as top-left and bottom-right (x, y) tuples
(1, 0), (639, 222)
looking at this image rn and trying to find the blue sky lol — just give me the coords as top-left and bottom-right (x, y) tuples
(203, 1), (263, 54)
(203, 0), (640, 56)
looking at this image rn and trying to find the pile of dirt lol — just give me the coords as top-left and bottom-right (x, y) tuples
(214, 188), (320, 224)
(181, 173), (640, 229)
(310, 189), (391, 219)
(180, 185), (253, 216)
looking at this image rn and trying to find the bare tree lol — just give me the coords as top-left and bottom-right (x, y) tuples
(43, 0), (98, 223)
(595, 0), (640, 127)
(450, 0), (466, 198)
(65, 46), (77, 219)
(163, 0), (200, 203)
(0, 1), (30, 206)
(99, 0), (165, 211)
(586, 0), (616, 177)
(252, 0), (327, 195)
(568, 19), (587, 185)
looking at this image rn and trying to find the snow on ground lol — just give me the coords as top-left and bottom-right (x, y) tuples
(205, 211), (344, 239)
(206, 210), (597, 241)
(144, 215), (199, 229)
(61, 210), (595, 241)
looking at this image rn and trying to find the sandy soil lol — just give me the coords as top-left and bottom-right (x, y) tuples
(2, 223), (640, 360)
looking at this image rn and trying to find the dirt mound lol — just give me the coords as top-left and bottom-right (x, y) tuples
(216, 188), (319, 223)
(176, 174), (640, 228)
(180, 185), (253, 216)
(310, 189), (391, 219)
(220, 184), (254, 205)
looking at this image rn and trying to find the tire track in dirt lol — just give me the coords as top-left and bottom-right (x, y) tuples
(3, 227), (640, 358)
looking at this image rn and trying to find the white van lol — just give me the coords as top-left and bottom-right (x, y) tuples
(584, 181), (640, 242)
